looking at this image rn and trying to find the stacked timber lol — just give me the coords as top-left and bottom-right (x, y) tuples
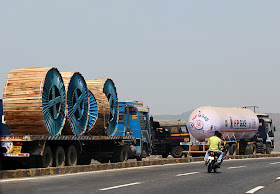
(3, 67), (66, 135)
(61, 72), (89, 136)
(86, 79), (118, 136)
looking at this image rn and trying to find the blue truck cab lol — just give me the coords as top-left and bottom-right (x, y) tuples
(115, 100), (151, 161)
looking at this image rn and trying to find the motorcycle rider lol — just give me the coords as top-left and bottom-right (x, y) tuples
(204, 131), (224, 167)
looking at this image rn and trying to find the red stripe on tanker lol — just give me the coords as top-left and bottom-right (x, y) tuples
(188, 106), (259, 142)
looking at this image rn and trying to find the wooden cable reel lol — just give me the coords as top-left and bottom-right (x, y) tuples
(86, 79), (118, 135)
(3, 67), (66, 135)
(61, 72), (89, 136)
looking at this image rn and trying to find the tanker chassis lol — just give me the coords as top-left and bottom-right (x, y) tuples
(184, 106), (275, 157)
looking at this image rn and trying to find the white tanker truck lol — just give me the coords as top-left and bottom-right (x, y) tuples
(183, 106), (275, 156)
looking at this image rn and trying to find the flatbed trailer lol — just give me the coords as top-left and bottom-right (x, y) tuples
(0, 133), (135, 169)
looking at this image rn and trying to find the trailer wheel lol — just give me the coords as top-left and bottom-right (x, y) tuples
(230, 144), (237, 156)
(224, 144), (230, 156)
(37, 145), (53, 168)
(66, 145), (77, 166)
(252, 144), (257, 155)
(171, 146), (183, 158)
(54, 146), (65, 167)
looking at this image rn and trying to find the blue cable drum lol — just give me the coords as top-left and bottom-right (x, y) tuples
(42, 68), (66, 136)
(86, 89), (98, 132)
(86, 79), (118, 136)
(103, 79), (118, 136)
(3, 67), (66, 135)
(61, 72), (89, 136)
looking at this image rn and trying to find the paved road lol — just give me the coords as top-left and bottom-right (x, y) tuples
(1, 157), (280, 194)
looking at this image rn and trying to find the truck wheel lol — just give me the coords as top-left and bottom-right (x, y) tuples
(111, 146), (128, 163)
(245, 145), (252, 155)
(224, 144), (230, 156)
(171, 146), (183, 158)
(37, 145), (53, 168)
(54, 146), (65, 167)
(116, 146), (128, 162)
(230, 144), (237, 156)
(66, 145), (77, 166)
(266, 144), (271, 154)
(252, 144), (257, 155)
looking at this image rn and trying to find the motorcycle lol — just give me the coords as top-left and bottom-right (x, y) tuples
(206, 151), (220, 173)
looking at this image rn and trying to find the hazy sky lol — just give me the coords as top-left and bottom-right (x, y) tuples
(0, 1), (279, 115)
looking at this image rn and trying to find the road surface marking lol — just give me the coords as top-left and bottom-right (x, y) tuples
(227, 166), (246, 169)
(270, 162), (280, 165)
(176, 172), (200, 177)
(246, 186), (264, 193)
(0, 177), (38, 183)
(99, 182), (142, 191)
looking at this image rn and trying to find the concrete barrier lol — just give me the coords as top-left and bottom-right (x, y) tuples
(1, 154), (280, 180)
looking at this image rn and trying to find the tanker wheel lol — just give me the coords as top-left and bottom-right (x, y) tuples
(230, 144), (237, 156)
(37, 145), (53, 168)
(171, 146), (183, 158)
(224, 144), (230, 156)
(66, 145), (77, 166)
(252, 144), (257, 155)
(53, 146), (65, 167)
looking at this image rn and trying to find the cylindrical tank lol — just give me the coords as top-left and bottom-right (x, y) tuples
(3, 67), (66, 136)
(61, 72), (89, 136)
(188, 106), (259, 142)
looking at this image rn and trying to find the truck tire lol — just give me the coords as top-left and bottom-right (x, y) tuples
(116, 146), (128, 162)
(53, 146), (65, 167)
(37, 145), (53, 168)
(111, 145), (128, 163)
(245, 145), (252, 155)
(230, 144), (237, 156)
(224, 144), (230, 156)
(66, 145), (77, 166)
(252, 144), (257, 155)
(171, 146), (183, 158)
